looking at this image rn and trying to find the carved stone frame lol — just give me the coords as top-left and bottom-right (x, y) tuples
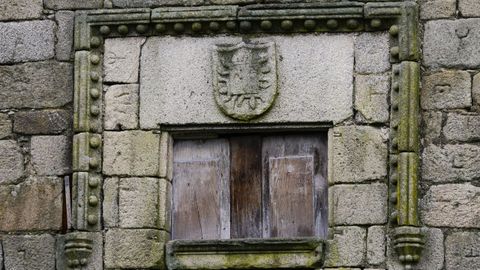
(68, 2), (422, 269)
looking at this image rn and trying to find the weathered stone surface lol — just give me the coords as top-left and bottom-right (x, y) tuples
(0, 241), (2, 269)
(474, 72), (480, 109)
(105, 84), (139, 130)
(0, 20), (55, 64)
(419, 0), (456, 19)
(329, 184), (387, 225)
(354, 74), (389, 123)
(0, 177), (63, 231)
(354, 32), (390, 74)
(324, 226), (366, 267)
(13, 110), (71, 135)
(0, 61), (72, 109)
(103, 131), (161, 176)
(459, 0), (480, 17)
(104, 37), (145, 83)
(388, 228), (444, 270)
(0, 140), (24, 184)
(424, 19), (480, 68)
(422, 144), (480, 183)
(3, 234), (55, 270)
(103, 177), (119, 227)
(56, 232), (103, 270)
(446, 232), (480, 270)
(329, 126), (388, 183)
(31, 135), (71, 175)
(0, 113), (12, 139)
(44, 0), (103, 9)
(443, 113), (480, 142)
(0, 0), (43, 21)
(113, 0), (204, 6)
(421, 70), (471, 110)
(140, 35), (353, 127)
(422, 183), (480, 228)
(55, 11), (74, 61)
(105, 229), (168, 268)
(422, 111), (442, 144)
(367, 226), (386, 265)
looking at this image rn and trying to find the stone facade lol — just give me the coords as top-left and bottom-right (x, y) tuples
(0, 1), (479, 270)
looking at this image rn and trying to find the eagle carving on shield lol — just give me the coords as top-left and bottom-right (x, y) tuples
(212, 41), (278, 120)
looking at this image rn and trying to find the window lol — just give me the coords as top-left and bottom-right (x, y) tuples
(171, 133), (328, 240)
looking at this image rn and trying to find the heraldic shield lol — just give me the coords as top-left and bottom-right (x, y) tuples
(212, 41), (278, 121)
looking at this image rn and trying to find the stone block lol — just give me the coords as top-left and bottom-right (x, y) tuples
(422, 111), (442, 144)
(0, 176), (63, 231)
(324, 226), (366, 267)
(3, 234), (55, 270)
(459, 0), (480, 17)
(103, 131), (161, 176)
(474, 73), (480, 109)
(31, 135), (71, 175)
(367, 226), (386, 265)
(0, 61), (72, 109)
(13, 110), (71, 135)
(0, 113), (12, 139)
(329, 126), (388, 184)
(103, 177), (119, 227)
(329, 184), (387, 225)
(446, 232), (480, 270)
(140, 35), (353, 127)
(56, 232), (103, 270)
(421, 70), (471, 110)
(0, 20), (55, 64)
(355, 32), (390, 74)
(112, 0), (204, 7)
(105, 229), (168, 268)
(104, 37), (145, 83)
(104, 84), (139, 130)
(0, 0), (43, 21)
(419, 0), (456, 19)
(424, 19), (480, 68)
(55, 11), (74, 61)
(44, 0), (103, 9)
(422, 144), (480, 183)
(421, 183), (480, 228)
(354, 74), (389, 123)
(0, 140), (24, 185)
(443, 113), (480, 142)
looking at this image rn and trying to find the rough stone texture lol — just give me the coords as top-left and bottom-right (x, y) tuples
(0, 241), (2, 269)
(31, 135), (71, 176)
(329, 126), (388, 183)
(0, 113), (12, 139)
(388, 228), (444, 270)
(112, 0), (204, 7)
(459, 0), (480, 17)
(0, 0), (43, 21)
(103, 131), (161, 176)
(140, 35), (354, 127)
(104, 37), (145, 83)
(367, 226), (386, 266)
(105, 229), (168, 268)
(419, 0), (456, 19)
(55, 11), (74, 61)
(56, 232), (103, 270)
(354, 74), (389, 123)
(474, 72), (480, 109)
(324, 226), (366, 267)
(0, 177), (63, 231)
(422, 144), (480, 183)
(13, 110), (71, 135)
(421, 70), (471, 110)
(421, 183), (480, 228)
(104, 84), (139, 130)
(443, 113), (480, 142)
(422, 111), (442, 144)
(446, 232), (480, 270)
(103, 177), (119, 227)
(44, 0), (103, 9)
(3, 234), (55, 270)
(329, 184), (387, 225)
(0, 140), (24, 185)
(354, 32), (390, 74)
(424, 19), (480, 68)
(0, 61), (73, 109)
(0, 20), (55, 64)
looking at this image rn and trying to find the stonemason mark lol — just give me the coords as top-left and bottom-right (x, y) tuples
(212, 41), (278, 121)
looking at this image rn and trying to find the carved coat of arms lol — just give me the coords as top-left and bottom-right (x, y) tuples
(212, 41), (277, 120)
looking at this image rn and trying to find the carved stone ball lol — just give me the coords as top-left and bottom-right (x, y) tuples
(88, 176), (100, 188)
(90, 36), (101, 48)
(209, 21), (220, 31)
(117, 24), (129, 35)
(346, 19), (359, 29)
(226, 21), (236, 30)
(239, 21), (252, 31)
(389, 25), (400, 36)
(191, 22), (202, 32)
(370, 19), (382, 28)
(326, 19), (338, 29)
(136, 24), (148, 34)
(90, 88), (100, 99)
(173, 23), (185, 33)
(260, 20), (272, 30)
(155, 23), (166, 33)
(281, 20), (293, 30)
(99, 25), (111, 35)
(304, 19), (316, 30)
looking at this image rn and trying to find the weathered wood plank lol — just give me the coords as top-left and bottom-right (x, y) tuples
(230, 136), (262, 238)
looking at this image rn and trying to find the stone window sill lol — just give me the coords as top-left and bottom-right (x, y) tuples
(166, 237), (325, 270)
